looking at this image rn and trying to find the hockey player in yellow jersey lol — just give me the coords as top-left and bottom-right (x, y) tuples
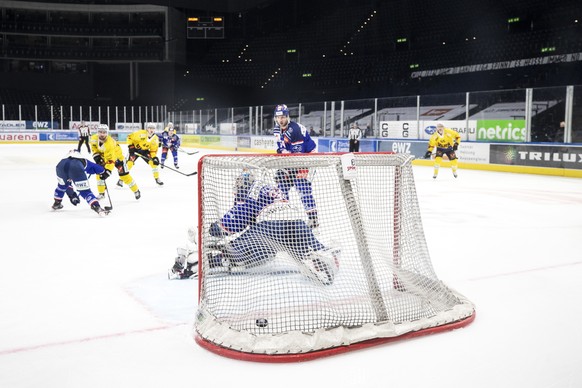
(119, 123), (163, 186)
(91, 124), (141, 199)
(424, 123), (461, 179)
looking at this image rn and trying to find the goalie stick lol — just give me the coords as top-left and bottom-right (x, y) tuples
(179, 148), (200, 156)
(135, 153), (197, 176)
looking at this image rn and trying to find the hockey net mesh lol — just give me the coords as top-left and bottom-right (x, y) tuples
(195, 153), (474, 356)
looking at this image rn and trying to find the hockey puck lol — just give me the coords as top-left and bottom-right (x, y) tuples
(255, 318), (268, 327)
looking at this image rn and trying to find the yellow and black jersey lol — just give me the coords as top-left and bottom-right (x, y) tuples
(428, 128), (461, 151)
(127, 129), (159, 157)
(90, 134), (124, 170)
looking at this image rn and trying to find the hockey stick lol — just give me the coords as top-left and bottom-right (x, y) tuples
(135, 153), (197, 177)
(179, 148), (200, 156)
(103, 180), (113, 211)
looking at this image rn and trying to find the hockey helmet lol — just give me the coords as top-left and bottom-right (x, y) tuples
(168, 122), (174, 128)
(274, 104), (290, 128)
(233, 169), (255, 202)
(97, 124), (108, 134)
(274, 104), (289, 118)
(146, 122), (156, 135)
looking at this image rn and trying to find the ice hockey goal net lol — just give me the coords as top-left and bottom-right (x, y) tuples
(195, 152), (475, 361)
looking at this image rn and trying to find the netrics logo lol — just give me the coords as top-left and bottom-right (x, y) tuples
(477, 120), (526, 142)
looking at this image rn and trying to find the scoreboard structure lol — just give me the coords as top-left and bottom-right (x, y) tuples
(187, 17), (224, 39)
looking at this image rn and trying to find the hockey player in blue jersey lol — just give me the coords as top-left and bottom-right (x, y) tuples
(272, 104), (320, 229)
(159, 124), (181, 169)
(206, 170), (339, 285)
(52, 150), (110, 216)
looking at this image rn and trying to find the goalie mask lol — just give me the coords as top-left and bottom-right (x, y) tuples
(274, 104), (290, 129)
(233, 169), (255, 203)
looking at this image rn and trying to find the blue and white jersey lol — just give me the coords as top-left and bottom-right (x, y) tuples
(160, 131), (181, 149)
(274, 121), (316, 154)
(83, 159), (106, 176)
(210, 184), (303, 236)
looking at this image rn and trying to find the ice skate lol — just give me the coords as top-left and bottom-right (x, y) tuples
(134, 190), (141, 200)
(155, 178), (164, 186)
(116, 179), (123, 188)
(52, 199), (63, 210)
(91, 203), (110, 217)
(302, 248), (340, 285)
(169, 261), (186, 279)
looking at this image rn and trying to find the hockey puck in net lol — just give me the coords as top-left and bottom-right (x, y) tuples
(255, 318), (268, 328)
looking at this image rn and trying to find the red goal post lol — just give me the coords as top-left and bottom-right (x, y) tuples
(194, 152), (475, 362)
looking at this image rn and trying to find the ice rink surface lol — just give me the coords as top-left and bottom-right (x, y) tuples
(0, 143), (581, 388)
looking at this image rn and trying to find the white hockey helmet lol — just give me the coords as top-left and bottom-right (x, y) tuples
(97, 124), (109, 134)
(146, 122), (156, 135)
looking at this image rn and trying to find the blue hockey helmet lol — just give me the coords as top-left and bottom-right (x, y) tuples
(274, 104), (290, 128)
(274, 104), (289, 118)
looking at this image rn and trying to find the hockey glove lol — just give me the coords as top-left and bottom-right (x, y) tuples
(151, 156), (160, 165)
(69, 195), (80, 206)
(424, 151), (432, 159)
(209, 222), (228, 238)
(93, 154), (105, 166)
(128, 145), (136, 156)
(453, 143), (459, 151)
(100, 170), (111, 180)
